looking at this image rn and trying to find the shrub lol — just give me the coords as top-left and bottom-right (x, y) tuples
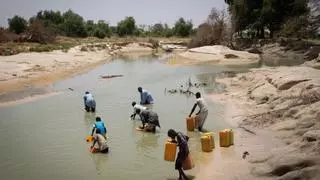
(8, 15), (28, 34)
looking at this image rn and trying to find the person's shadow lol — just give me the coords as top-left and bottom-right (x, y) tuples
(135, 131), (160, 151)
(166, 175), (195, 180)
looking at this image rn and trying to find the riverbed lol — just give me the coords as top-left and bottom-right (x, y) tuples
(0, 55), (258, 180)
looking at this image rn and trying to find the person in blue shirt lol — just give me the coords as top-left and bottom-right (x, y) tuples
(84, 91), (96, 112)
(91, 116), (107, 137)
(138, 87), (154, 105)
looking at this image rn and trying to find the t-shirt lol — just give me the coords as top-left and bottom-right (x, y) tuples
(94, 134), (108, 151)
(177, 132), (189, 155)
(140, 89), (154, 104)
(84, 93), (94, 102)
(133, 104), (147, 113)
(140, 110), (160, 127)
(196, 98), (208, 112)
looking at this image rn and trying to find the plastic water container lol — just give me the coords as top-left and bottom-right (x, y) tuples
(219, 129), (234, 147)
(219, 130), (230, 147)
(182, 154), (195, 170)
(86, 135), (94, 143)
(226, 129), (234, 145)
(203, 132), (215, 149)
(201, 135), (213, 152)
(164, 140), (177, 162)
(186, 116), (195, 131)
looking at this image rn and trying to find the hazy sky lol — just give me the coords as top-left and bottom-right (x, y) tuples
(0, 0), (226, 27)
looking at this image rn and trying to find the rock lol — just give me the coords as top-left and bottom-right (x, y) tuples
(303, 53), (320, 69)
(304, 46), (320, 61)
(224, 54), (239, 59)
(248, 47), (263, 54)
(250, 83), (277, 104)
(267, 67), (320, 90)
(303, 130), (320, 142)
(177, 45), (260, 65)
(12, 73), (17, 76)
(268, 155), (317, 176)
(277, 166), (320, 180)
(271, 120), (297, 131)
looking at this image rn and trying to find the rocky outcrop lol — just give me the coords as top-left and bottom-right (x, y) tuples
(176, 45), (260, 65)
(217, 66), (320, 180)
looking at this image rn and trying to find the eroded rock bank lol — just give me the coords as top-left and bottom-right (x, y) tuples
(169, 45), (260, 66)
(214, 66), (320, 179)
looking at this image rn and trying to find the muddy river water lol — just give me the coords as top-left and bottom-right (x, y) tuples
(0, 55), (259, 180)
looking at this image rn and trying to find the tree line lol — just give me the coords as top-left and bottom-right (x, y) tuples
(6, 9), (194, 39)
(224, 0), (319, 39)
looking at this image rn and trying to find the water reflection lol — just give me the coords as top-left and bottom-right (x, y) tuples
(135, 132), (160, 153)
(89, 152), (109, 175)
(84, 112), (96, 132)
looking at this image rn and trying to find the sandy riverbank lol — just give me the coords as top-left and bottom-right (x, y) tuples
(196, 65), (320, 179)
(167, 45), (260, 66)
(0, 42), (157, 97)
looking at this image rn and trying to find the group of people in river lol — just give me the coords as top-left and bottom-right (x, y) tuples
(83, 86), (208, 180)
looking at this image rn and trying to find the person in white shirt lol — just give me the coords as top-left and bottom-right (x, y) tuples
(130, 101), (147, 120)
(188, 92), (208, 132)
(83, 91), (96, 112)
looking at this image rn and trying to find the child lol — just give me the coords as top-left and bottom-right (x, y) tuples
(167, 129), (190, 180)
(91, 116), (107, 137)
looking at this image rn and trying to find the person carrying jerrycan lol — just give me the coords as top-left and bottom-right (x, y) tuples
(167, 129), (190, 180)
(189, 92), (208, 132)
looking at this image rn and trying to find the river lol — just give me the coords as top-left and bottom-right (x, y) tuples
(0, 55), (259, 180)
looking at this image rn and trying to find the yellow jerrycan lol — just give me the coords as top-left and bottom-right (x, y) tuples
(164, 140), (177, 162)
(201, 135), (213, 152)
(219, 129), (230, 147)
(186, 116), (195, 131)
(203, 132), (215, 149)
(86, 135), (94, 143)
(225, 129), (234, 146)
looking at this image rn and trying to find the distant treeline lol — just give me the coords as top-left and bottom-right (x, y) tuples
(2, 0), (319, 47)
(5, 9), (195, 39)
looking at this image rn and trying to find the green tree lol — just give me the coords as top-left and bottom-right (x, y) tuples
(117, 16), (136, 36)
(225, 0), (309, 38)
(30, 10), (64, 34)
(85, 20), (95, 36)
(8, 15), (28, 34)
(163, 24), (174, 37)
(62, 10), (87, 37)
(150, 23), (164, 36)
(173, 18), (193, 37)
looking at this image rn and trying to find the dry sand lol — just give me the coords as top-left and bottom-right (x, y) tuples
(196, 66), (320, 180)
(0, 42), (155, 96)
(168, 45), (260, 66)
(0, 46), (111, 93)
